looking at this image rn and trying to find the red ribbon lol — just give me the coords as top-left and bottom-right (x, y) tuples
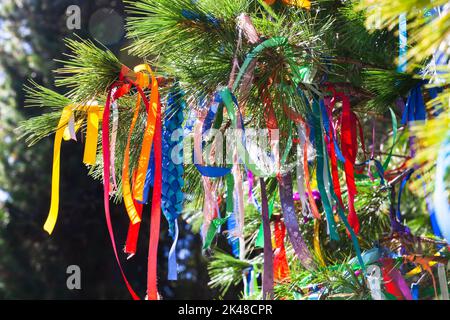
(102, 82), (140, 300)
(381, 258), (406, 300)
(261, 84), (278, 132)
(329, 89), (360, 234)
(100, 66), (155, 300)
(280, 105), (322, 220)
(146, 81), (162, 300)
(324, 101), (345, 210)
(273, 219), (290, 281)
(124, 198), (143, 256)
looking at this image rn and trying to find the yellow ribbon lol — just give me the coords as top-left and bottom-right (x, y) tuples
(83, 108), (103, 165)
(282, 0), (311, 9)
(132, 65), (159, 202)
(44, 105), (103, 234)
(122, 94), (143, 225)
(314, 218), (326, 267)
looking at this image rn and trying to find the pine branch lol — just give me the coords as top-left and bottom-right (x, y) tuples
(55, 37), (123, 103)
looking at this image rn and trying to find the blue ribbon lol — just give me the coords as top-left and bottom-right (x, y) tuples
(311, 100), (339, 241)
(227, 199), (240, 258)
(411, 283), (419, 300)
(434, 136), (450, 243)
(181, 9), (220, 27)
(401, 84), (426, 125)
(168, 219), (179, 280)
(162, 85), (185, 236)
(162, 84), (186, 280)
(195, 165), (232, 177)
(138, 146), (155, 204)
(320, 100), (346, 163)
(195, 92), (232, 177)
(398, 13), (408, 73)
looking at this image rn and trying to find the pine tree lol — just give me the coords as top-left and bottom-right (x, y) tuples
(19, 0), (449, 300)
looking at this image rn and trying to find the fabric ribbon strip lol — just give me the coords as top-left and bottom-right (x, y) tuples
(302, 124), (322, 220)
(162, 85), (185, 280)
(43, 106), (75, 235)
(296, 124), (312, 220)
(273, 219), (290, 281)
(122, 94), (144, 229)
(168, 219), (179, 281)
(110, 97), (119, 192)
(313, 218), (326, 267)
(381, 258), (413, 300)
(44, 104), (103, 234)
(401, 84), (426, 125)
(193, 112), (221, 243)
(83, 107), (102, 165)
(220, 88), (274, 177)
(133, 65), (159, 203)
(319, 97), (366, 269)
(203, 214), (230, 250)
(194, 93), (232, 177)
(146, 78), (163, 300)
(311, 100), (339, 240)
(102, 84), (140, 300)
(333, 92), (360, 234)
(398, 13), (408, 73)
(434, 135), (450, 243)
(383, 108), (398, 170)
(260, 177), (274, 299)
(279, 173), (315, 271)
(438, 263), (449, 300)
(124, 198), (143, 257)
(284, 104), (322, 220)
(321, 100), (345, 209)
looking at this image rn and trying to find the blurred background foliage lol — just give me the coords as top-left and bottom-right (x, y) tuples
(0, 0), (221, 299)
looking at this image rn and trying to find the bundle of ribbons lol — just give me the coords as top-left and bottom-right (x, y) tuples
(44, 64), (184, 300)
(40, 12), (450, 301)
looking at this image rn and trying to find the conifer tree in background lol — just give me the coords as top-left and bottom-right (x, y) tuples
(19, 0), (449, 300)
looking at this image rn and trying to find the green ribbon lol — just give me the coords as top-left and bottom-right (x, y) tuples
(203, 214), (231, 250)
(311, 100), (339, 241)
(321, 125), (366, 271)
(383, 107), (398, 170)
(255, 197), (274, 248)
(203, 174), (234, 250)
(233, 37), (289, 92)
(220, 88), (274, 177)
(281, 121), (293, 166)
(212, 103), (224, 130)
(233, 36), (310, 92)
(226, 173), (234, 214)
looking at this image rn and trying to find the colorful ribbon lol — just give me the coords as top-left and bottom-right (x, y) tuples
(279, 173), (315, 271)
(44, 104), (103, 235)
(260, 177), (274, 299)
(434, 135), (450, 243)
(146, 78), (163, 300)
(102, 83), (140, 300)
(311, 100), (339, 240)
(273, 219), (290, 281)
(133, 65), (159, 203)
(331, 92), (360, 234)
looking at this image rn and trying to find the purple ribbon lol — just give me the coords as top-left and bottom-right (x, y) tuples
(279, 173), (315, 271)
(260, 178), (274, 299)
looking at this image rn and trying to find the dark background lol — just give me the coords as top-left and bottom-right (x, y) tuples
(0, 0), (220, 300)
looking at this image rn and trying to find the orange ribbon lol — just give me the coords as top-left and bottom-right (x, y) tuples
(133, 65), (159, 202)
